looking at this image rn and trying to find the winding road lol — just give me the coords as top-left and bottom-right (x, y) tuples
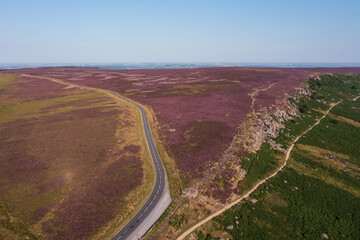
(23, 74), (171, 240)
(106, 91), (170, 240)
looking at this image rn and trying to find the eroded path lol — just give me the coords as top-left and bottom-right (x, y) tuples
(177, 98), (353, 240)
(23, 74), (171, 240)
(249, 82), (280, 114)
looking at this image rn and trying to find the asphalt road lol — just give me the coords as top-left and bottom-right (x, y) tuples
(23, 75), (168, 240)
(106, 91), (167, 240)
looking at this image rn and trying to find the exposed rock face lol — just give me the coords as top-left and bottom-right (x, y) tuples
(183, 78), (314, 206)
(243, 85), (312, 153)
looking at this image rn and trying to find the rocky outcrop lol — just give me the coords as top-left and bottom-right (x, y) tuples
(244, 99), (297, 152)
(184, 79), (314, 205)
(233, 83), (312, 153)
(242, 84), (312, 153)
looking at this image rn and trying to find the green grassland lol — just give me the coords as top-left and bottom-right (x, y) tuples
(195, 74), (360, 239)
(235, 75), (360, 195)
(330, 98), (360, 123)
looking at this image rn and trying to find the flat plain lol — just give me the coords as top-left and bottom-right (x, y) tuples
(0, 74), (154, 239)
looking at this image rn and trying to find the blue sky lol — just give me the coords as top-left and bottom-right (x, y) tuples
(1, 0), (359, 63)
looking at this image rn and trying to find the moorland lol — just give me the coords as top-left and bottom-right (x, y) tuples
(1, 67), (360, 239)
(191, 74), (360, 240)
(0, 74), (154, 239)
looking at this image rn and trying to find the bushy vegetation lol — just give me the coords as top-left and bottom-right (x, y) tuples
(197, 74), (360, 239)
(298, 115), (360, 163)
(275, 74), (360, 148)
(239, 143), (281, 193)
(308, 74), (360, 100)
(212, 166), (360, 239)
(331, 98), (360, 123)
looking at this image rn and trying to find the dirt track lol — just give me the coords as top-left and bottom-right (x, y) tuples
(249, 81), (280, 114)
(177, 98), (352, 240)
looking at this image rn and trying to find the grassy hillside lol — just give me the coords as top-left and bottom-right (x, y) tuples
(193, 74), (360, 239)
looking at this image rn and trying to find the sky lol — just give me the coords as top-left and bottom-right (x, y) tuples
(1, 0), (359, 63)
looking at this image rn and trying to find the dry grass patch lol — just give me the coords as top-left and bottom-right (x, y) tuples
(264, 192), (288, 208)
(312, 108), (327, 115)
(295, 144), (360, 178)
(287, 157), (360, 197)
(0, 74), (16, 91)
(328, 113), (360, 128)
(296, 144), (350, 161)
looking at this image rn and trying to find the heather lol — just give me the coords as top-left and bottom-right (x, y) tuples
(3, 67), (360, 187)
(0, 74), (149, 239)
(194, 74), (360, 240)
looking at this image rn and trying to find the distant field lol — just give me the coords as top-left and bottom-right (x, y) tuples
(193, 74), (360, 239)
(0, 74), (153, 239)
(5, 67), (360, 189)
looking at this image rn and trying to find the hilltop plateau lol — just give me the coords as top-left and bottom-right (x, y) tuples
(1, 67), (360, 239)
